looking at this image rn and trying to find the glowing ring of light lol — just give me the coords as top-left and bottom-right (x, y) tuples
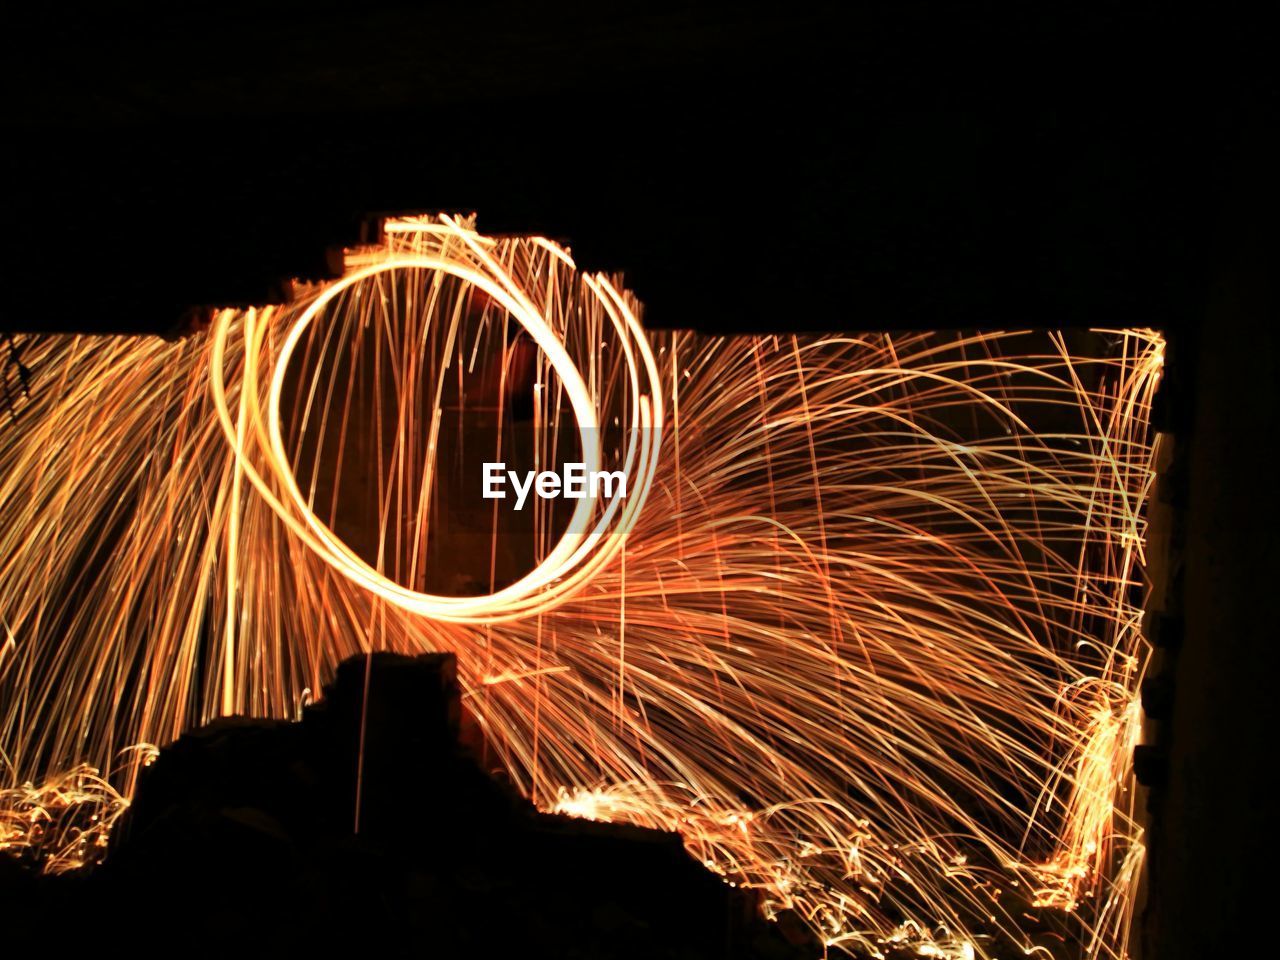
(210, 224), (663, 623)
(267, 255), (613, 618)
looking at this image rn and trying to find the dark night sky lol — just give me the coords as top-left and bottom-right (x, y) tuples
(3, 4), (1229, 337)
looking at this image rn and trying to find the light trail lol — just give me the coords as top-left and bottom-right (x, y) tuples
(0, 215), (1162, 958)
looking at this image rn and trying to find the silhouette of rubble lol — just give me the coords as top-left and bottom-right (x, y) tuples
(2, 652), (817, 959)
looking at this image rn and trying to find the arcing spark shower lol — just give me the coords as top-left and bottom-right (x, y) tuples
(0, 215), (1162, 959)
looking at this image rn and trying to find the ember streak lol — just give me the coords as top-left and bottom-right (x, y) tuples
(0, 215), (1162, 959)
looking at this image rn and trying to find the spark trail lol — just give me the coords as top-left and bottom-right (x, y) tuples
(0, 216), (1162, 958)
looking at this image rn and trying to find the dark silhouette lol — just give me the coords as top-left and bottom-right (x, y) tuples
(2, 653), (817, 959)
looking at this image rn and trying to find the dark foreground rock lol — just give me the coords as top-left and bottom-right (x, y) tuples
(2, 653), (817, 959)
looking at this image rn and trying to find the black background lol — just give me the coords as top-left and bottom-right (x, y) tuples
(4, 4), (1274, 957)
